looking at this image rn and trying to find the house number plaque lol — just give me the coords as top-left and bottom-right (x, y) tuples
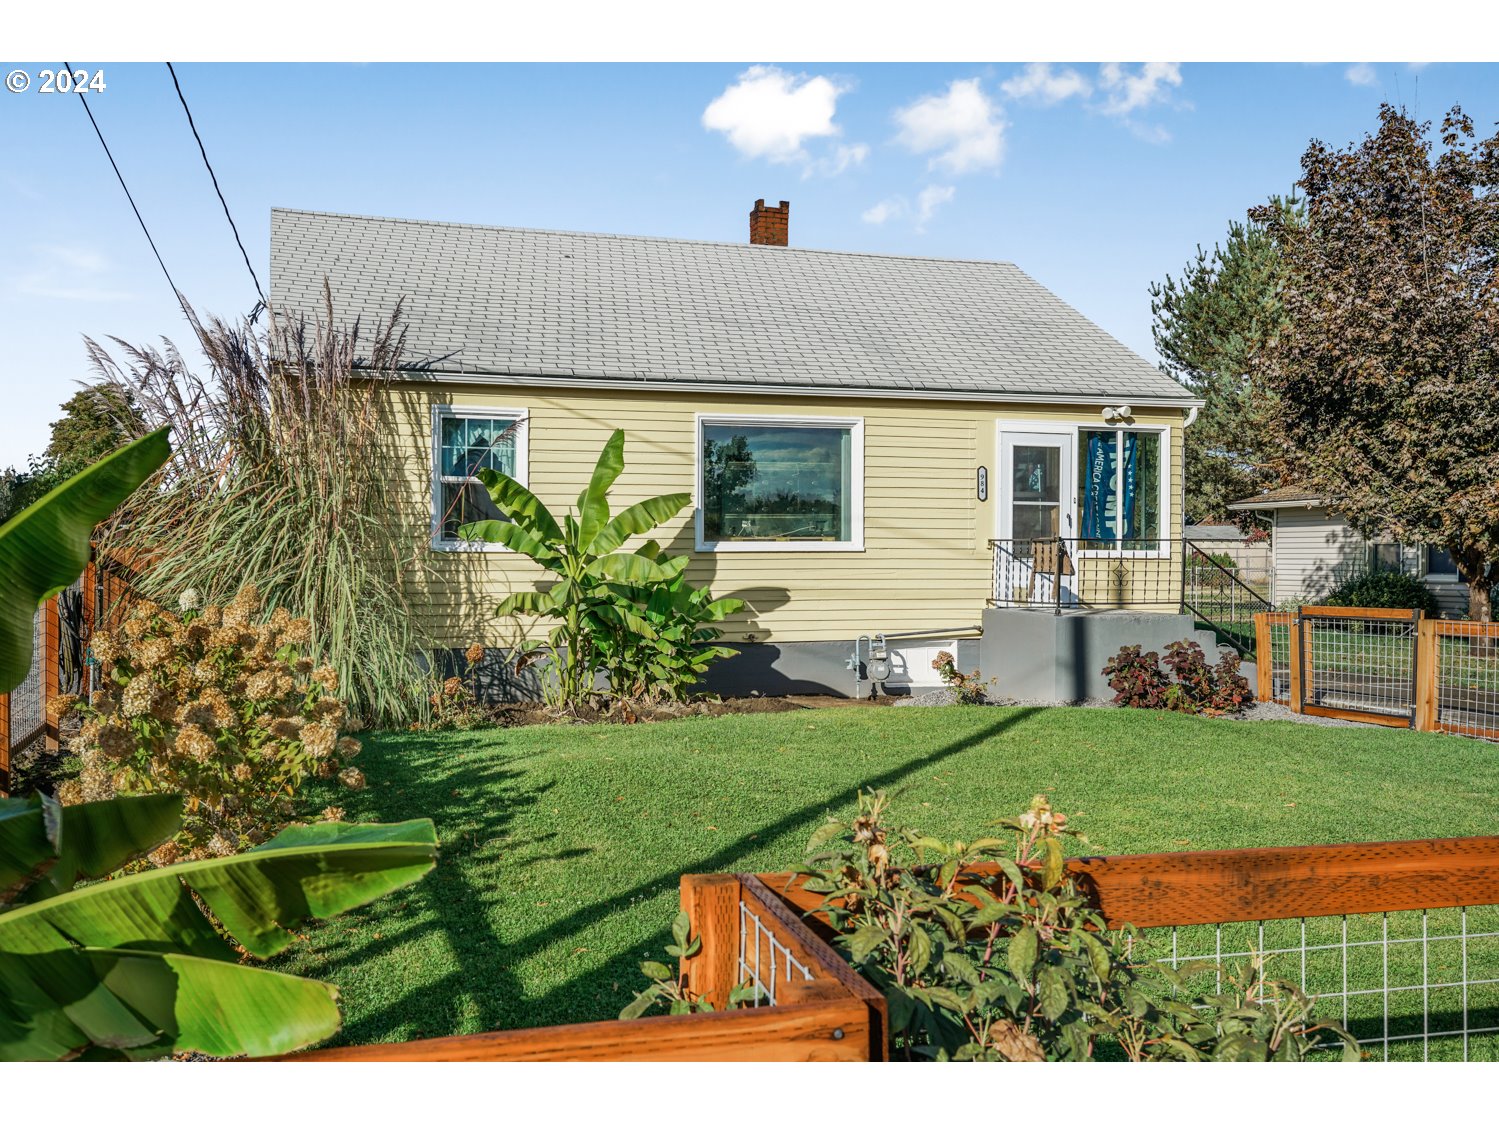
(977, 466), (988, 502)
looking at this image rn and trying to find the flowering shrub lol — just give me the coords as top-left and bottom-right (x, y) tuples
(426, 643), (492, 730)
(932, 651), (988, 704)
(1103, 641), (1249, 715)
(55, 585), (364, 860)
(792, 791), (1356, 1061)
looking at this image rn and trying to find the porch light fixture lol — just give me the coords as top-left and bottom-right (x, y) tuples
(1101, 405), (1133, 423)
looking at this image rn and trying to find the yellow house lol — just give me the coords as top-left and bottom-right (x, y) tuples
(270, 202), (1204, 699)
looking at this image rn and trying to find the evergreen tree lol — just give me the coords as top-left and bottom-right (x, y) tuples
(1150, 196), (1300, 525)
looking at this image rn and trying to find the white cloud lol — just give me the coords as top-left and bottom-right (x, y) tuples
(805, 142), (869, 179)
(11, 245), (135, 302)
(1097, 62), (1182, 116)
(1000, 63), (1091, 104)
(1345, 62), (1377, 86)
(915, 185), (956, 231)
(861, 197), (903, 225)
(702, 65), (852, 164)
(860, 184), (956, 232)
(893, 78), (1006, 175)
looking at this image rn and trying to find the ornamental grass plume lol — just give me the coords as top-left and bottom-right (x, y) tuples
(57, 586), (362, 860)
(86, 287), (431, 726)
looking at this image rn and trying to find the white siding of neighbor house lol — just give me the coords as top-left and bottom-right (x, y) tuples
(1270, 506), (1472, 616)
(1271, 507), (1369, 604)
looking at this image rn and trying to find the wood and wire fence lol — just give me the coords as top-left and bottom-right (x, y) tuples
(0, 554), (139, 793)
(287, 873), (888, 1062)
(767, 835), (1499, 1062)
(1253, 607), (1499, 740)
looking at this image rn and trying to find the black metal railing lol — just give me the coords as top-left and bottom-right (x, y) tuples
(988, 539), (1274, 655)
(1182, 544), (1273, 655)
(988, 537), (1184, 615)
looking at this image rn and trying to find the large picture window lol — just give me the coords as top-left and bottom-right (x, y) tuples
(431, 406), (527, 549)
(1078, 428), (1163, 547)
(696, 415), (863, 551)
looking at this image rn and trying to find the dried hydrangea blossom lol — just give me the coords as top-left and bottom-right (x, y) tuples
(64, 583), (357, 863)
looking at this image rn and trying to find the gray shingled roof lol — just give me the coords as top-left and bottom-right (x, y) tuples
(269, 208), (1196, 403)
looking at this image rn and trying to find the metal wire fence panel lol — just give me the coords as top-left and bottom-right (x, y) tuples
(738, 900), (813, 1007)
(1145, 905), (1499, 1060)
(6, 609), (45, 753)
(1432, 622), (1499, 742)
(1299, 609), (1420, 723)
(1263, 613), (1294, 703)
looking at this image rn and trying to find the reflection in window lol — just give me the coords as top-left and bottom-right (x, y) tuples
(1078, 429), (1161, 546)
(435, 413), (520, 543)
(701, 421), (855, 543)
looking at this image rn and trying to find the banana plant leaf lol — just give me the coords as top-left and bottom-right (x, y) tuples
(495, 589), (564, 617)
(588, 492), (692, 555)
(473, 467), (562, 542)
(586, 552), (673, 585)
(459, 517), (561, 567)
(576, 429), (626, 551)
(0, 792), (182, 906)
(0, 428), (171, 693)
(0, 817), (437, 1060)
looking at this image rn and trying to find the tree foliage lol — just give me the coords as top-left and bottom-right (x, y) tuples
(1252, 105), (1499, 622)
(1151, 197), (1300, 525)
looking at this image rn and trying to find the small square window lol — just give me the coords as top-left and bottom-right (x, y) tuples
(432, 408), (526, 549)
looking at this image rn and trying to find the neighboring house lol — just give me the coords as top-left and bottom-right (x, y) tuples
(269, 201), (1203, 696)
(1227, 487), (1468, 615)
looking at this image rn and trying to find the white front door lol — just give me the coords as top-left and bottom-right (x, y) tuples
(997, 430), (1077, 605)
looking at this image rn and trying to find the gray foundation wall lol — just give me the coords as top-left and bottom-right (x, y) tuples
(440, 637), (984, 702)
(979, 608), (1215, 703)
(439, 614), (1233, 705)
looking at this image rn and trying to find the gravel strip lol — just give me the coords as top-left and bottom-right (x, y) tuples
(894, 691), (1365, 727)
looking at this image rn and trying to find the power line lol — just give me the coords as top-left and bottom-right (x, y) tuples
(64, 60), (192, 323)
(166, 62), (267, 320)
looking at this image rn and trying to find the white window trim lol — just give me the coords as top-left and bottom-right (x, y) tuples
(430, 404), (529, 553)
(993, 421), (1173, 560)
(694, 412), (865, 553)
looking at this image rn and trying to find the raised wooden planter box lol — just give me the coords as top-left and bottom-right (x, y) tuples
(290, 835), (1499, 1062)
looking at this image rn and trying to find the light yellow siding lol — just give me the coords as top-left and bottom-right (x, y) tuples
(380, 383), (1188, 647)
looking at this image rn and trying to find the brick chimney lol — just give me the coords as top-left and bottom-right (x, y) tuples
(749, 199), (790, 246)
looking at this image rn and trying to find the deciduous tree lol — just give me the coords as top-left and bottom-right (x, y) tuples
(1253, 105), (1499, 622)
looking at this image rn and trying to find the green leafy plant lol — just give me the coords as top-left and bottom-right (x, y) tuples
(794, 791), (1355, 1062)
(594, 544), (743, 704)
(619, 910), (756, 1018)
(0, 428), (171, 689)
(1104, 641), (1249, 715)
(57, 585), (363, 857)
(0, 791), (437, 1060)
(460, 429), (740, 709)
(1323, 569), (1439, 615)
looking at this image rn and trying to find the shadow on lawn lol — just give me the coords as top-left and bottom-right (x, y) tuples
(332, 706), (1043, 1041)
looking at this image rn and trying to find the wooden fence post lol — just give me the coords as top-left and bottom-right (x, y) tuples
(0, 689), (10, 795)
(1415, 617), (1438, 733)
(40, 597), (60, 752)
(1287, 615), (1305, 714)
(679, 873), (742, 1010)
(1253, 612), (1272, 702)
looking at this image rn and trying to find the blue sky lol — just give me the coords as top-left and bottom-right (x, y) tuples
(3, 60), (1496, 463)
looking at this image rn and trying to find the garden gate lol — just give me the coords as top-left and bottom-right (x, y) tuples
(1254, 608), (1499, 740)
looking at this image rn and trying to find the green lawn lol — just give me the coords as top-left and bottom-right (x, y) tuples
(275, 706), (1499, 1054)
